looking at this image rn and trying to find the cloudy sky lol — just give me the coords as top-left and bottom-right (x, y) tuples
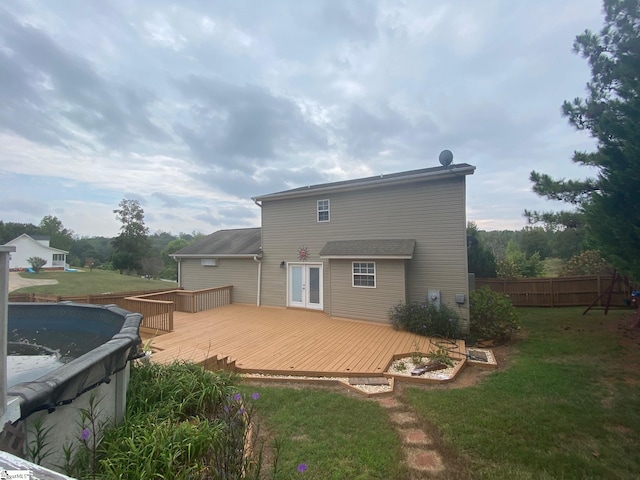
(1, 0), (605, 238)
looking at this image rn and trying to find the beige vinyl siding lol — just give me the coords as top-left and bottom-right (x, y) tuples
(260, 175), (470, 329)
(180, 257), (259, 305)
(328, 259), (406, 322)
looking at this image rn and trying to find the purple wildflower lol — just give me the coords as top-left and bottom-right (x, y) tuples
(252, 392), (260, 401)
(81, 428), (90, 441)
(297, 463), (307, 473)
(238, 408), (245, 415)
(233, 392), (242, 402)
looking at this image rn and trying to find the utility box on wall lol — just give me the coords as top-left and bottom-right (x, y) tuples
(427, 289), (440, 307)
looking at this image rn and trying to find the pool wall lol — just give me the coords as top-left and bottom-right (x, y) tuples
(1, 302), (142, 472)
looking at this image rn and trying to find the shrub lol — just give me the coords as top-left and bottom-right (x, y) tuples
(470, 287), (519, 343)
(389, 301), (461, 338)
(560, 250), (612, 276)
(27, 256), (47, 273)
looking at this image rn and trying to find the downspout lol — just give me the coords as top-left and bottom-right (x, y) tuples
(253, 254), (262, 306)
(252, 197), (263, 307)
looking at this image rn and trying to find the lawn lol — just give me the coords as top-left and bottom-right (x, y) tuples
(11, 269), (177, 295)
(239, 386), (409, 480)
(404, 307), (640, 479)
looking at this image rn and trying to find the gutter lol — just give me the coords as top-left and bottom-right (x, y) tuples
(253, 254), (262, 306)
(252, 164), (476, 203)
(169, 254), (257, 259)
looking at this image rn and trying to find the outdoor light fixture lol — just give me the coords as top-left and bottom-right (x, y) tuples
(280, 261), (285, 269)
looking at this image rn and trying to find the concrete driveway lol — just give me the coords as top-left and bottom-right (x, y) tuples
(8, 272), (58, 293)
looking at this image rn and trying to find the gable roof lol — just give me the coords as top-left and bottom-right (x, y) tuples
(5, 233), (68, 254)
(252, 163), (475, 202)
(319, 239), (416, 259)
(171, 227), (262, 258)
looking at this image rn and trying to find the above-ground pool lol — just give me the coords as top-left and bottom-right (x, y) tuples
(6, 302), (142, 421)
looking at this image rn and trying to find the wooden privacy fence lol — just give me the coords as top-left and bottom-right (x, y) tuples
(9, 285), (234, 333)
(476, 275), (632, 307)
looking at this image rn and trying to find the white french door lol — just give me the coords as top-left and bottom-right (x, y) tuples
(288, 263), (323, 310)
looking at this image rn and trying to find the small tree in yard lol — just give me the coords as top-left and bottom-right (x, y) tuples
(140, 256), (162, 279)
(27, 256), (47, 273)
(111, 199), (151, 275)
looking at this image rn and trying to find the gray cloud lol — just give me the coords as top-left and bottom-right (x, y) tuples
(217, 204), (258, 223)
(0, 0), (606, 237)
(152, 192), (184, 208)
(2, 196), (49, 216)
(318, 0), (379, 44)
(0, 7), (168, 150)
(173, 75), (328, 171)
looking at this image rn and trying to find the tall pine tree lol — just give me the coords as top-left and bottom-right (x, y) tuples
(528, 0), (640, 281)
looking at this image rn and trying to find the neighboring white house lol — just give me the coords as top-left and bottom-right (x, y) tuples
(4, 234), (68, 271)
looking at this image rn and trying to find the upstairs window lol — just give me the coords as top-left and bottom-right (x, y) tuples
(317, 199), (330, 222)
(353, 262), (376, 288)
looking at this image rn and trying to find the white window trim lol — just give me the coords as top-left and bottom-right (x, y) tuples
(317, 199), (330, 223)
(352, 261), (376, 288)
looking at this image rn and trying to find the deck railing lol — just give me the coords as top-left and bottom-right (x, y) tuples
(122, 297), (175, 333)
(9, 285), (233, 332)
(175, 286), (233, 313)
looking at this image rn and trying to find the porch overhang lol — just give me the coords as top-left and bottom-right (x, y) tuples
(319, 239), (415, 259)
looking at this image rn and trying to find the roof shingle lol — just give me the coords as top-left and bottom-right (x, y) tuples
(172, 228), (261, 256)
(319, 239), (416, 258)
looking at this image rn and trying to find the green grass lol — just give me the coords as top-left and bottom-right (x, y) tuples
(12, 269), (177, 295)
(240, 386), (409, 480)
(403, 307), (640, 479)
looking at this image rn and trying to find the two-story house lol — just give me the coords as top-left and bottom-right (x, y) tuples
(172, 163), (475, 331)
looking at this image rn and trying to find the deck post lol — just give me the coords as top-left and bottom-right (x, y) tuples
(1, 246), (16, 417)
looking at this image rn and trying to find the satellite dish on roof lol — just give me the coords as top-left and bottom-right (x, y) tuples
(439, 149), (453, 167)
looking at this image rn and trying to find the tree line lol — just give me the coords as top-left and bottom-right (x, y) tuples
(0, 200), (203, 280)
(467, 221), (611, 279)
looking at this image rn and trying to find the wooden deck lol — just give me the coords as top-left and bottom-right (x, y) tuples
(148, 304), (466, 377)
